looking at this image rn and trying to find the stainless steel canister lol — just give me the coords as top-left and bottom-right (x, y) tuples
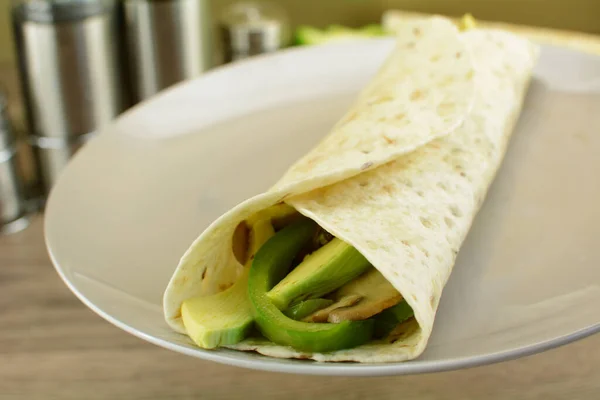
(11, 0), (128, 141)
(28, 133), (93, 198)
(123, 0), (213, 102)
(0, 91), (30, 234)
(219, 1), (290, 63)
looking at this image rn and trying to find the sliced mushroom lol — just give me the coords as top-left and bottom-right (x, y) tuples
(231, 221), (249, 264)
(327, 268), (403, 323)
(301, 295), (362, 323)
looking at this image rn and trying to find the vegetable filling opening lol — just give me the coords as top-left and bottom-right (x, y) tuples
(180, 203), (415, 353)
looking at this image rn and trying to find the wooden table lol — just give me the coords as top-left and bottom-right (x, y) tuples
(0, 215), (598, 399)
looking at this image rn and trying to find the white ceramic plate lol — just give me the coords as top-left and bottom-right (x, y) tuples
(45, 38), (600, 376)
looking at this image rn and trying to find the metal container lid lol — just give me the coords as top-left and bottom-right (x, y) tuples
(12, 0), (114, 23)
(0, 90), (15, 152)
(220, 1), (290, 56)
(28, 130), (94, 149)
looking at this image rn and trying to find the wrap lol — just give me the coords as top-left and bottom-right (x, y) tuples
(163, 16), (539, 363)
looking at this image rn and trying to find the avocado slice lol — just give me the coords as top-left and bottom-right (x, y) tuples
(180, 218), (275, 349)
(284, 298), (334, 320)
(267, 238), (372, 310)
(373, 300), (415, 339)
(246, 218), (277, 263)
(327, 268), (404, 323)
(249, 218), (374, 353)
(181, 271), (253, 349)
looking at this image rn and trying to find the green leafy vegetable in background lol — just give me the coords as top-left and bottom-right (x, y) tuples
(295, 24), (389, 45)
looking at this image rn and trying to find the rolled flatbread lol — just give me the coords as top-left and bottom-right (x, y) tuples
(163, 16), (539, 363)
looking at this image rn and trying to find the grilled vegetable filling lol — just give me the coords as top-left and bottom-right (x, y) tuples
(181, 204), (415, 353)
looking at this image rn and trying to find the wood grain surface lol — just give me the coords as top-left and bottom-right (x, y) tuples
(0, 215), (598, 399)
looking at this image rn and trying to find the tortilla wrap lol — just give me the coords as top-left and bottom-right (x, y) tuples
(163, 16), (539, 363)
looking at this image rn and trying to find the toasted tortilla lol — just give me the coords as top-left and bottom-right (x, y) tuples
(163, 16), (539, 363)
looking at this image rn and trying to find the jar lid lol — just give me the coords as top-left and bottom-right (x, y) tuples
(219, 1), (290, 53)
(12, 0), (114, 23)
